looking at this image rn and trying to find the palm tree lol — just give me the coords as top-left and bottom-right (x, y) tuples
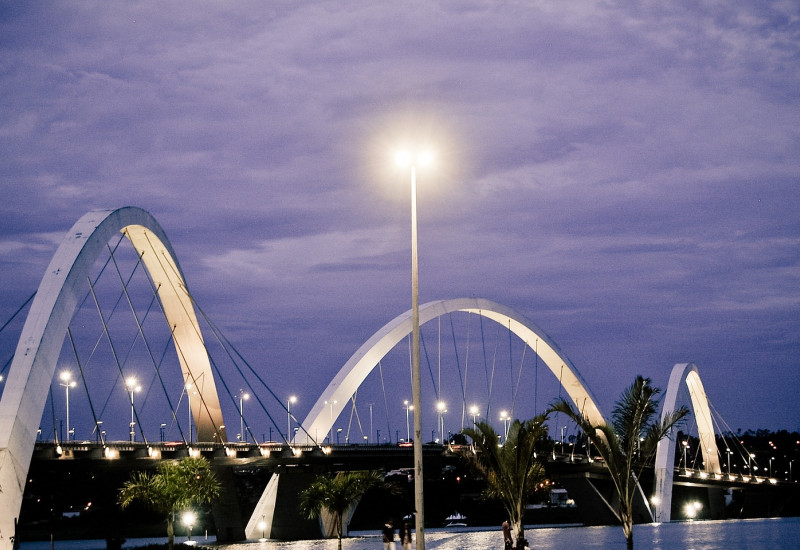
(549, 376), (688, 550)
(118, 456), (221, 550)
(461, 414), (548, 550)
(298, 470), (384, 550)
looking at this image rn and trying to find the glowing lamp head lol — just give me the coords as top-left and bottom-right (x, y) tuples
(182, 510), (196, 527)
(394, 149), (434, 169)
(126, 377), (141, 392)
(59, 371), (72, 383)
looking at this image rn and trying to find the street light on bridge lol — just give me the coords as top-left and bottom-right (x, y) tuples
(499, 410), (510, 442)
(395, 145), (433, 550)
(325, 399), (338, 444)
(59, 371), (77, 442)
(436, 401), (447, 443)
(403, 400), (413, 442)
(287, 395), (297, 444)
(238, 390), (250, 442)
(126, 377), (141, 442)
(469, 405), (479, 429)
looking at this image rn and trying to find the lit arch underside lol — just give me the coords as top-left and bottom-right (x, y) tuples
(0, 207), (226, 546)
(295, 297), (605, 445)
(653, 362), (721, 522)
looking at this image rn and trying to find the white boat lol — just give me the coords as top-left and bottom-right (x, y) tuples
(444, 512), (467, 527)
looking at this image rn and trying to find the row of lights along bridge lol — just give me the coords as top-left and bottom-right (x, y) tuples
(52, 371), (519, 446)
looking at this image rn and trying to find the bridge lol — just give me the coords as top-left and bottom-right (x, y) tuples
(0, 207), (795, 547)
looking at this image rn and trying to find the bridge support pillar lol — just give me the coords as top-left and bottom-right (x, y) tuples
(245, 470), (319, 540)
(211, 465), (246, 542)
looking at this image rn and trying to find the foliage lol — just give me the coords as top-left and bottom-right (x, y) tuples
(118, 457), (221, 550)
(549, 376), (688, 550)
(298, 470), (384, 550)
(461, 414), (548, 550)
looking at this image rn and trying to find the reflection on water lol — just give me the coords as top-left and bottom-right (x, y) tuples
(19, 518), (800, 550)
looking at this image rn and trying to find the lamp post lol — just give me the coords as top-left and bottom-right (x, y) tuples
(126, 377), (141, 442)
(436, 401), (447, 443)
(258, 516), (267, 542)
(726, 448), (732, 477)
(368, 402), (374, 444)
(59, 371), (77, 442)
(499, 410), (509, 442)
(238, 391), (250, 442)
(182, 510), (196, 544)
(469, 405), (479, 429)
(287, 395), (297, 444)
(396, 147), (433, 550)
(404, 400), (413, 442)
(682, 440), (689, 473)
(325, 400), (338, 444)
(186, 383), (196, 444)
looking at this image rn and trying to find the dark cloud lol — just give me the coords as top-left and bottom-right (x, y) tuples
(1, 1), (798, 440)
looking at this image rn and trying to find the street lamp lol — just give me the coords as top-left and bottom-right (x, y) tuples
(368, 402), (374, 444)
(436, 401), (447, 443)
(182, 510), (196, 545)
(682, 440), (689, 473)
(396, 146), (433, 550)
(59, 371), (77, 442)
(258, 516), (267, 542)
(126, 377), (141, 442)
(325, 399), (338, 444)
(238, 390), (250, 442)
(287, 395), (297, 444)
(404, 400), (413, 442)
(469, 405), (479, 429)
(499, 410), (510, 442)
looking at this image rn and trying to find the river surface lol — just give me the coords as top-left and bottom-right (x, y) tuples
(19, 517), (800, 550)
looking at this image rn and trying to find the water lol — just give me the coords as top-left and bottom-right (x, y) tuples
(19, 518), (800, 550)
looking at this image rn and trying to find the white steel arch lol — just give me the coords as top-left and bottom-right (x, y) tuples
(653, 362), (721, 522)
(0, 207), (226, 547)
(294, 297), (606, 445)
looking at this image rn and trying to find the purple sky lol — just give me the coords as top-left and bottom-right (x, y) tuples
(1, 2), (798, 441)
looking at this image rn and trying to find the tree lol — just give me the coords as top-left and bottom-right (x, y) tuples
(461, 414), (548, 550)
(298, 470), (383, 550)
(118, 456), (221, 550)
(549, 376), (688, 550)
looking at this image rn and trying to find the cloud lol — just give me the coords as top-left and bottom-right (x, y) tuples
(1, 0), (798, 435)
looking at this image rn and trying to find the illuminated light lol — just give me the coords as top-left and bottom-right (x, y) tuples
(188, 447), (200, 458)
(650, 496), (661, 505)
(395, 150), (412, 167)
(394, 149), (434, 168)
(225, 447), (236, 457)
(258, 520), (267, 542)
(292, 448), (303, 457)
(683, 503), (697, 519)
(417, 150), (434, 167)
(699, 472), (709, 479)
(55, 445), (63, 456)
(260, 447), (270, 457)
(147, 447), (161, 459)
(321, 446), (332, 455)
(104, 447), (118, 459)
(769, 478), (778, 485)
